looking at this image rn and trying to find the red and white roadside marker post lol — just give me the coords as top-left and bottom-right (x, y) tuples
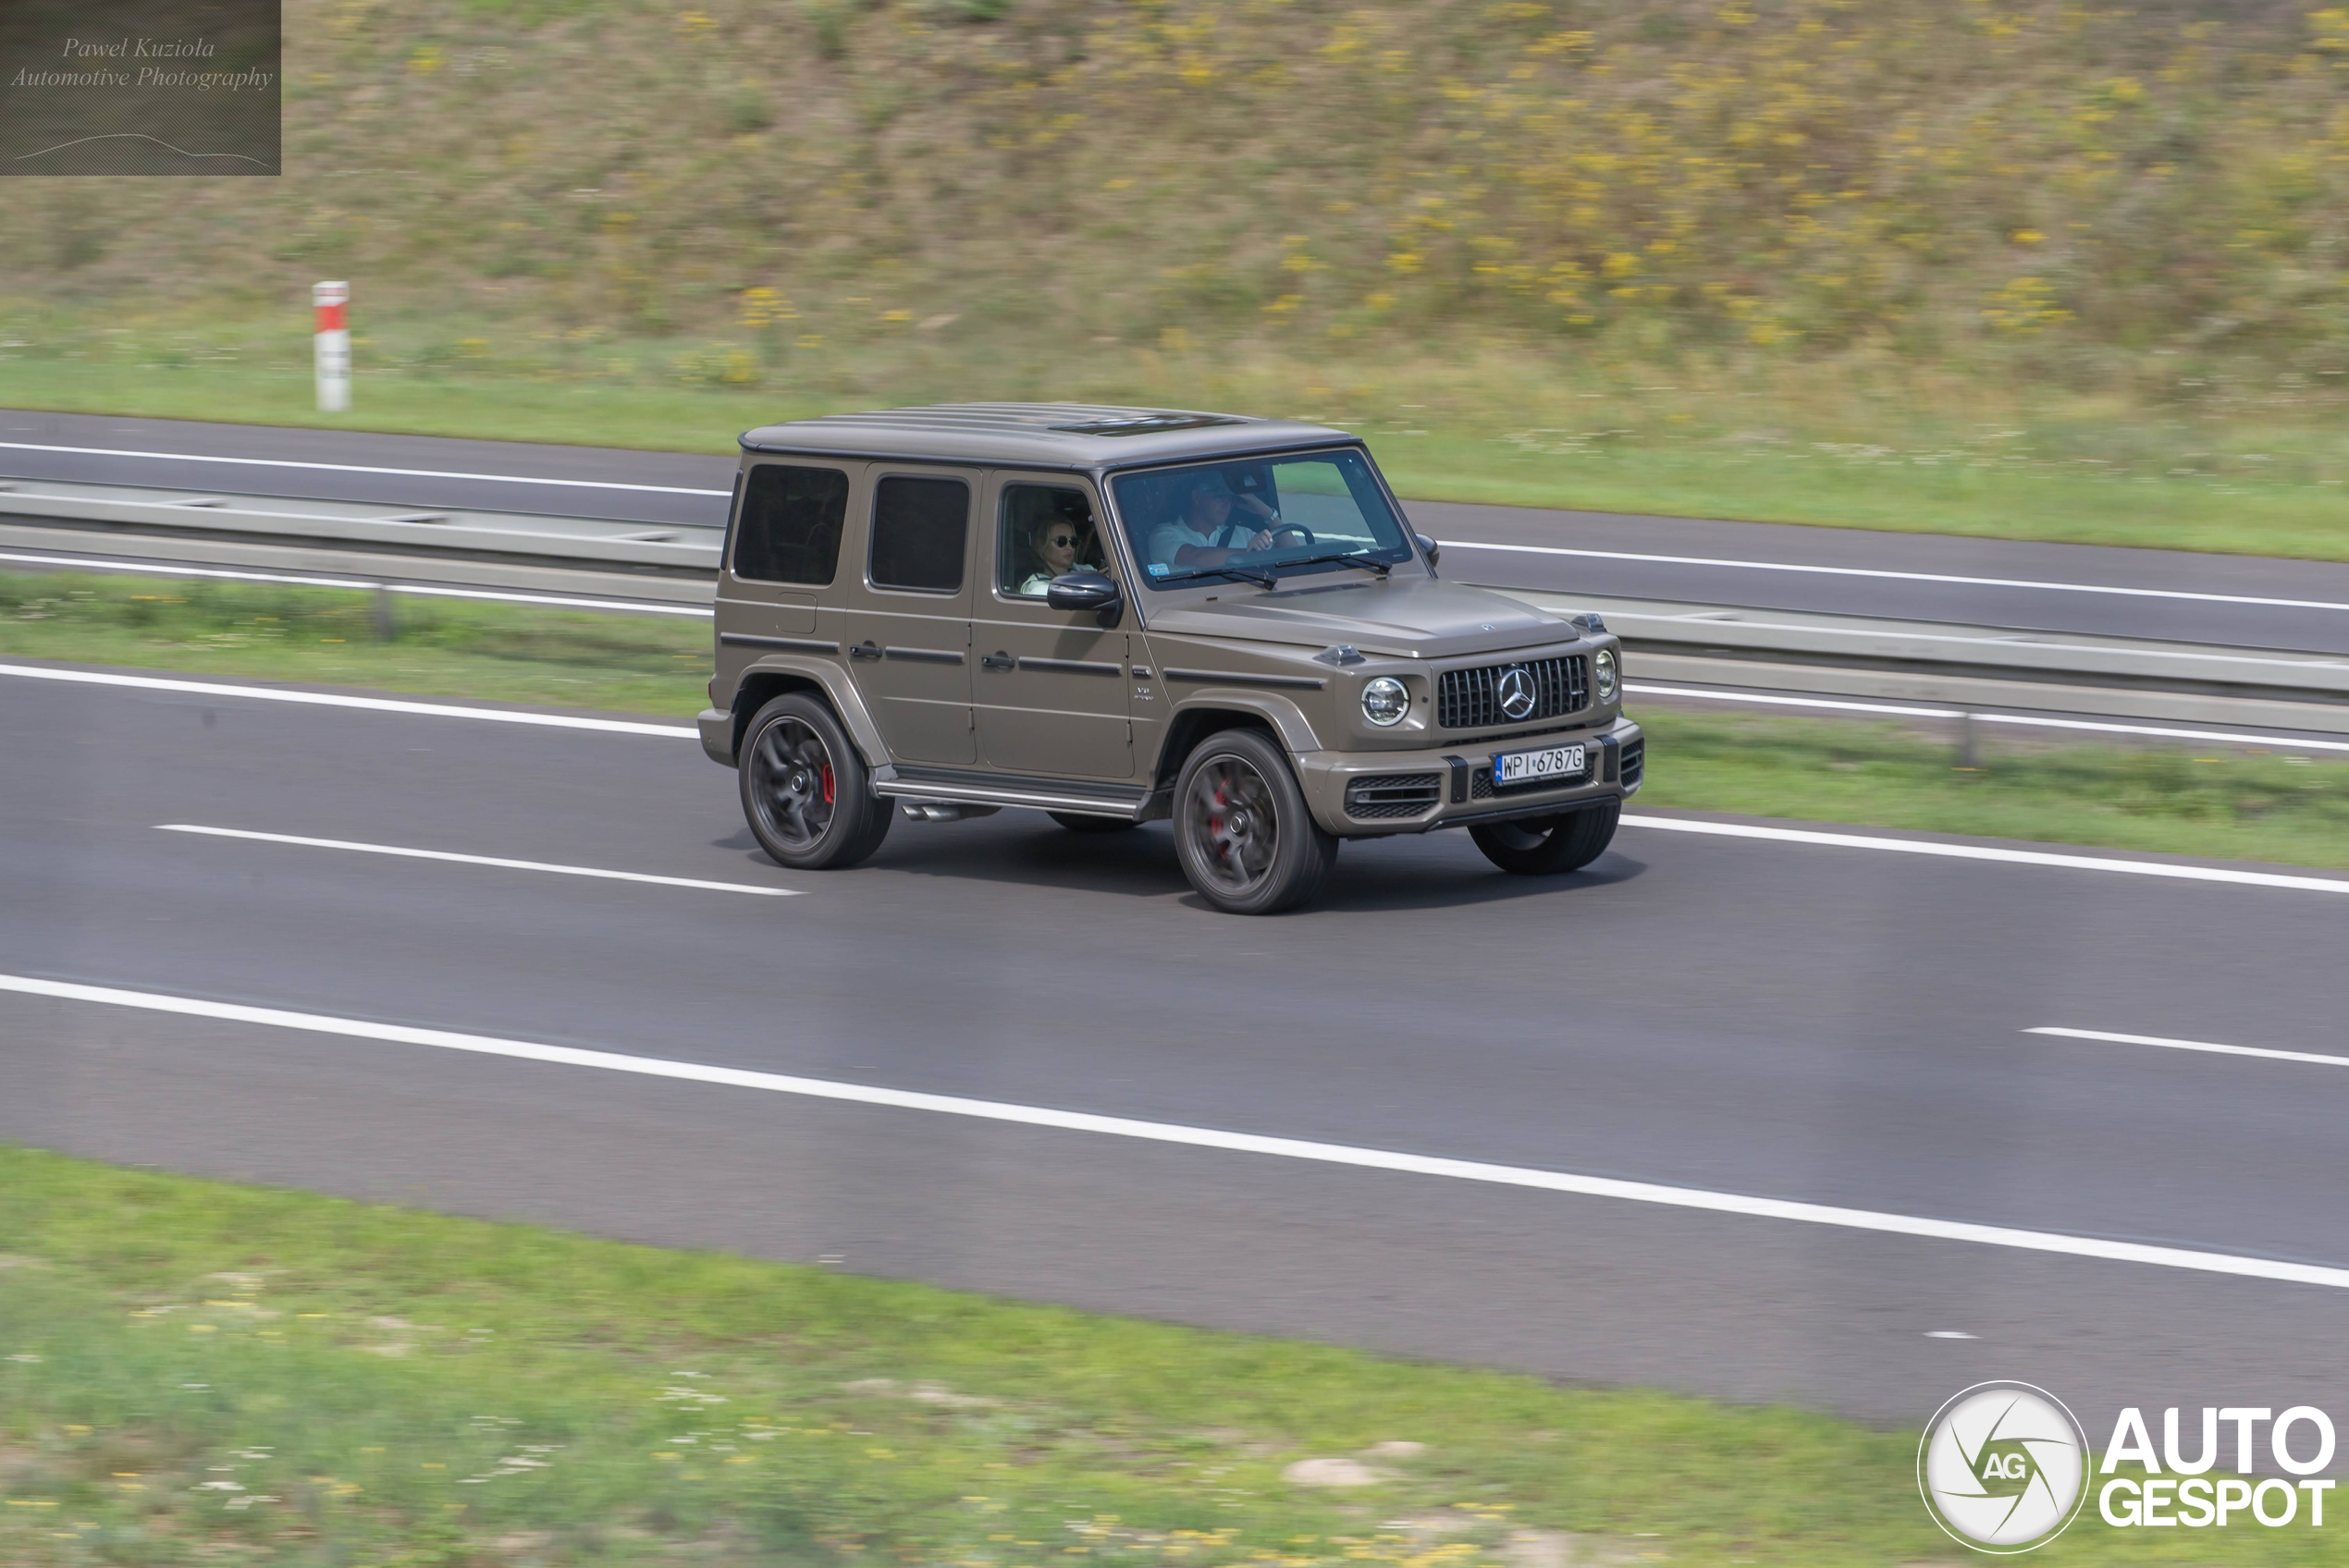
(314, 281), (351, 411)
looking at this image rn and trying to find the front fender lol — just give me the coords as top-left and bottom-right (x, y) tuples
(1156, 691), (1323, 778)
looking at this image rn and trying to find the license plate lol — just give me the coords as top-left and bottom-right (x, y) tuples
(1494, 742), (1586, 789)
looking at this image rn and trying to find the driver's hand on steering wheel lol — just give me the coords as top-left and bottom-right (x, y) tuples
(1246, 528), (1275, 550)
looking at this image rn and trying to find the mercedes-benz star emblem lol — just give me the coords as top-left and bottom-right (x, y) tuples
(1495, 665), (1536, 720)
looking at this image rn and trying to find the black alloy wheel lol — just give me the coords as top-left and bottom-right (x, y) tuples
(1173, 728), (1338, 914)
(739, 692), (892, 870)
(1469, 799), (1620, 876)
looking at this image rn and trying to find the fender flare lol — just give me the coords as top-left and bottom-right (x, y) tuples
(1153, 692), (1322, 781)
(730, 656), (890, 769)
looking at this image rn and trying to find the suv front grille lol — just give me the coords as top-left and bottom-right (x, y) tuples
(1344, 773), (1443, 819)
(1437, 655), (1589, 729)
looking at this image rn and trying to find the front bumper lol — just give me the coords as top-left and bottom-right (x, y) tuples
(1295, 716), (1642, 838)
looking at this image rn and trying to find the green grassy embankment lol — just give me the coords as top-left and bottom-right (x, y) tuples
(7, 1146), (2348, 1568)
(8, 0), (2349, 559)
(7, 568), (2348, 872)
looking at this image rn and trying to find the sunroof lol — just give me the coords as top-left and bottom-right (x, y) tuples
(1049, 413), (1245, 436)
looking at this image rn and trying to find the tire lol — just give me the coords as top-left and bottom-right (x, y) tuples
(1469, 799), (1620, 876)
(1049, 811), (1140, 835)
(739, 692), (893, 870)
(1173, 728), (1338, 914)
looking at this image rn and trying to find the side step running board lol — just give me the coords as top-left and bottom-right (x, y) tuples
(871, 774), (1148, 820)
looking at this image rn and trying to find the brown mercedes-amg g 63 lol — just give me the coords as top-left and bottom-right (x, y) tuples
(698, 404), (1642, 913)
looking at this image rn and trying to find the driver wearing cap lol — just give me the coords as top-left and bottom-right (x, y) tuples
(1149, 472), (1282, 569)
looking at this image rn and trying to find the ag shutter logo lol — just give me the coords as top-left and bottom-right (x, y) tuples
(1918, 1382), (2089, 1553)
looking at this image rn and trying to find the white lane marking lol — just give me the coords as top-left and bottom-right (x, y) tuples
(155, 825), (796, 897)
(0, 441), (732, 497)
(1628, 681), (1961, 721)
(0, 663), (696, 737)
(1620, 815), (2349, 896)
(12, 667), (2341, 895)
(1625, 680), (2349, 754)
(2027, 1026), (2349, 1072)
(1925, 1330), (1979, 1340)
(6, 972), (2349, 1292)
(0, 549), (714, 617)
(1445, 540), (2349, 615)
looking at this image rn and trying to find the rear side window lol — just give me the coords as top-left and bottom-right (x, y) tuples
(732, 464), (849, 585)
(869, 475), (969, 593)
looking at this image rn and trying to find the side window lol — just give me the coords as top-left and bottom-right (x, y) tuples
(997, 484), (1104, 598)
(869, 475), (969, 593)
(732, 464), (849, 585)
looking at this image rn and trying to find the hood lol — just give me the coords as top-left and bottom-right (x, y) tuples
(1142, 576), (1578, 659)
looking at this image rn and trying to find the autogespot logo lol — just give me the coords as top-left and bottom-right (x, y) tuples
(1918, 1382), (2090, 1553)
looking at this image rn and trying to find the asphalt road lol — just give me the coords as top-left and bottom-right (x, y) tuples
(6, 664), (2349, 1434)
(10, 408), (2349, 655)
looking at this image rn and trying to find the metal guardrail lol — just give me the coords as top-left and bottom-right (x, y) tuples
(5, 474), (2347, 736)
(0, 475), (719, 575)
(1497, 591), (2349, 737)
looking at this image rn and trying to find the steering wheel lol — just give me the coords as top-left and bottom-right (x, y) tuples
(1265, 521), (1315, 549)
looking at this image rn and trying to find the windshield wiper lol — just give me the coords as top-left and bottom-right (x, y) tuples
(1268, 549), (1393, 580)
(1153, 562), (1280, 589)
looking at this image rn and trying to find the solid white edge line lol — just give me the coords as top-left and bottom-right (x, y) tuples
(1964, 710), (2349, 753)
(0, 441), (732, 497)
(0, 548), (373, 592)
(5, 559), (2325, 741)
(2026, 1026), (2349, 1072)
(154, 825), (798, 897)
(1618, 815), (2349, 895)
(1622, 680), (2349, 753)
(390, 583), (711, 617)
(0, 549), (713, 617)
(1443, 539), (2349, 615)
(0, 663), (696, 737)
(6, 971), (2349, 1292)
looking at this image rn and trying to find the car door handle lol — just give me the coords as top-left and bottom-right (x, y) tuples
(980, 653), (1016, 671)
(850, 641), (883, 662)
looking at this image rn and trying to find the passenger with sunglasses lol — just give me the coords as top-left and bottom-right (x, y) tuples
(1015, 507), (1100, 596)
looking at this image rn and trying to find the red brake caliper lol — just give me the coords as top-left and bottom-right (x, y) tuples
(820, 764), (835, 805)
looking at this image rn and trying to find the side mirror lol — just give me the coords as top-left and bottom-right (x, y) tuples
(1414, 533), (1441, 570)
(1047, 570), (1123, 627)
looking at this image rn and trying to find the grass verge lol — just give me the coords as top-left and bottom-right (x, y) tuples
(2, 1145), (2340, 1568)
(0, 570), (712, 718)
(7, 567), (2348, 872)
(7, 355), (2349, 562)
(1632, 709), (2349, 874)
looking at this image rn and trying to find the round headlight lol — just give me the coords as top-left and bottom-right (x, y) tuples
(1593, 647), (1619, 703)
(1360, 677), (1409, 727)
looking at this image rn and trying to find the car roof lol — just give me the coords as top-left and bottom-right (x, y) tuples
(737, 402), (1356, 470)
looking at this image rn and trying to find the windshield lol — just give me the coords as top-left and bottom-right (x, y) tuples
(1112, 447), (1413, 590)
